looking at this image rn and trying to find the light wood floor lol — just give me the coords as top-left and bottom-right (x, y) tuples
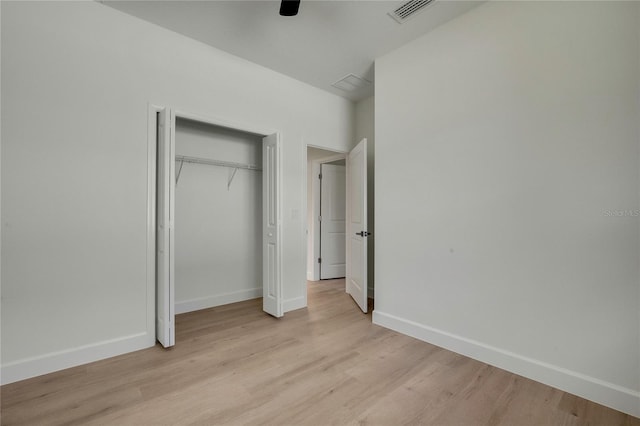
(2, 279), (638, 426)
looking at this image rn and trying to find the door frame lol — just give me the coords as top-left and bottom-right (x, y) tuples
(147, 103), (282, 344)
(308, 153), (347, 281)
(304, 146), (350, 289)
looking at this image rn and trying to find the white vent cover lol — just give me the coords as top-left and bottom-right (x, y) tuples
(332, 74), (372, 92)
(388, 0), (436, 23)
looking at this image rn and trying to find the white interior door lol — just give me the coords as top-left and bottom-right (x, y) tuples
(156, 108), (175, 347)
(320, 164), (346, 279)
(346, 139), (368, 313)
(262, 133), (282, 317)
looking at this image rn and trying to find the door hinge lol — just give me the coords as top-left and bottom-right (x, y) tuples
(318, 257), (322, 263)
(319, 173), (322, 179)
(318, 215), (322, 222)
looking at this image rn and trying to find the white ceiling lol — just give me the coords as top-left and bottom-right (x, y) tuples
(103, 0), (481, 102)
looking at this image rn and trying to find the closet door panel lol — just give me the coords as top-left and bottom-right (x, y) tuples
(156, 108), (175, 347)
(262, 133), (282, 317)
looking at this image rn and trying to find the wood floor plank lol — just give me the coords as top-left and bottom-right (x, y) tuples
(1, 279), (637, 425)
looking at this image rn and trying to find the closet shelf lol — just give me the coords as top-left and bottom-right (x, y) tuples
(175, 155), (262, 172)
(175, 155), (262, 189)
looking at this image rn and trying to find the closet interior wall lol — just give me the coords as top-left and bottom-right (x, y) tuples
(174, 118), (263, 314)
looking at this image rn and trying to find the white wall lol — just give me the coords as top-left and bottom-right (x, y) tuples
(0, 0), (3, 388)
(355, 96), (375, 295)
(174, 119), (262, 313)
(374, 1), (640, 417)
(1, 1), (354, 383)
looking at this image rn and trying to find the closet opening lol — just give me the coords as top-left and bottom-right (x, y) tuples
(173, 118), (263, 316)
(150, 106), (282, 348)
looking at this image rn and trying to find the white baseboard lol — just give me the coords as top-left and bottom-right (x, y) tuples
(175, 288), (262, 314)
(283, 296), (306, 313)
(373, 311), (640, 418)
(1, 332), (154, 385)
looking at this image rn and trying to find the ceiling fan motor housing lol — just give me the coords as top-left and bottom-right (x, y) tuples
(280, 0), (301, 16)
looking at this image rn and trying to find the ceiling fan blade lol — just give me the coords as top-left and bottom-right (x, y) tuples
(279, 0), (300, 16)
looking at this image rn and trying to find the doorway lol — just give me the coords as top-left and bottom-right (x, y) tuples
(305, 141), (370, 313)
(148, 105), (283, 348)
(307, 147), (347, 281)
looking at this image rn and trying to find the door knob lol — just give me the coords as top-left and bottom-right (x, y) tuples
(355, 231), (371, 237)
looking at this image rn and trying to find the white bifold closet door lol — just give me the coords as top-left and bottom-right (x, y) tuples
(262, 133), (282, 318)
(157, 108), (175, 347)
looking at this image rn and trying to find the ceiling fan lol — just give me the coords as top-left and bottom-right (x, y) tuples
(279, 0), (301, 16)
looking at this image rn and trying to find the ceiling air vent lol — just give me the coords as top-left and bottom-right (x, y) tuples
(388, 0), (436, 23)
(332, 74), (372, 92)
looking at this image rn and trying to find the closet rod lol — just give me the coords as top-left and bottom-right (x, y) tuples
(175, 155), (262, 172)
